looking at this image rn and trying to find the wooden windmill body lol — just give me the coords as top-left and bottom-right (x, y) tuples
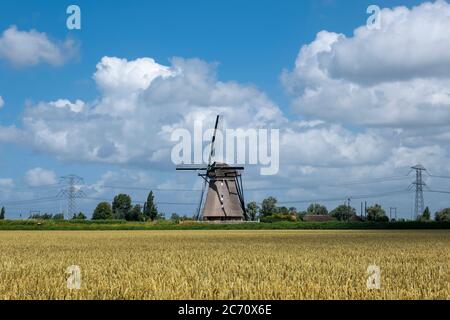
(202, 163), (245, 221)
(176, 116), (246, 222)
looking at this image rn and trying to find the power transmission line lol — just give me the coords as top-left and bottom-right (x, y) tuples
(83, 197), (197, 206)
(333, 175), (410, 187)
(4, 167), (450, 217)
(265, 176), (410, 190)
(276, 189), (410, 205)
(427, 173), (450, 179)
(2, 195), (199, 210)
(98, 185), (200, 192)
(95, 174), (411, 193)
(3, 185), (431, 210)
(1, 183), (62, 192)
(426, 189), (450, 194)
(2, 196), (60, 206)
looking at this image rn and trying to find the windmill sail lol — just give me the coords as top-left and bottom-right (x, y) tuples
(208, 115), (220, 165)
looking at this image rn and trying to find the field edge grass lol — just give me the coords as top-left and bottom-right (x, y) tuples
(0, 220), (449, 230)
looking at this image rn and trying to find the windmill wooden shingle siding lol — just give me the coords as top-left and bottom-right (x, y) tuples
(202, 163), (245, 221)
(176, 115), (246, 222)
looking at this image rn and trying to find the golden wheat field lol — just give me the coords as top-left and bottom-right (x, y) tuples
(0, 230), (448, 300)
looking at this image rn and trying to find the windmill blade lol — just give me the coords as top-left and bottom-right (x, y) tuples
(207, 163), (245, 171)
(195, 177), (208, 220)
(176, 165), (208, 171)
(221, 166), (245, 171)
(208, 115), (220, 166)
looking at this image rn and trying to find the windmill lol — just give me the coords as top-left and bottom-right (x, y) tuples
(176, 115), (247, 222)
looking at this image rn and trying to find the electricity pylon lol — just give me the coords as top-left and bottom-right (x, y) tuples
(58, 175), (86, 218)
(410, 164), (426, 219)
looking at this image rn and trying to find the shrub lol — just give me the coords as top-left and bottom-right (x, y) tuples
(260, 214), (297, 223)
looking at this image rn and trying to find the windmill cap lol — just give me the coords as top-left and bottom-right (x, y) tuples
(411, 164), (426, 170)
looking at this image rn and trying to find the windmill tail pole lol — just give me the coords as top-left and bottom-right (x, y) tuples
(195, 175), (208, 221)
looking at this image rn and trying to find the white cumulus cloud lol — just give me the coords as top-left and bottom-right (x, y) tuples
(281, 125), (389, 167)
(49, 99), (85, 113)
(2, 50), (447, 181)
(0, 26), (78, 67)
(282, 1), (450, 127)
(94, 57), (174, 95)
(12, 56), (286, 166)
(25, 168), (57, 187)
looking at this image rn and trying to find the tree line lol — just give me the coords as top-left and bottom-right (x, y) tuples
(1, 194), (449, 222)
(246, 197), (450, 222)
(92, 191), (162, 221)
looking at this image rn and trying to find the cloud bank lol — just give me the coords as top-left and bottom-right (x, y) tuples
(282, 1), (450, 128)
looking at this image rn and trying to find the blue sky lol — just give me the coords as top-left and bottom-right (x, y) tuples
(1, 0), (450, 219)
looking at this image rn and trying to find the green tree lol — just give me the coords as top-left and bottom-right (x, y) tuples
(92, 202), (113, 220)
(0, 206), (5, 220)
(78, 212), (87, 220)
(29, 213), (53, 220)
(53, 213), (65, 220)
(72, 212), (87, 220)
(418, 207), (431, 222)
(127, 204), (143, 221)
(260, 197), (278, 217)
(143, 191), (158, 221)
(170, 213), (181, 223)
(331, 204), (356, 221)
(435, 208), (450, 222)
(306, 203), (328, 216)
(278, 206), (290, 215)
(367, 204), (388, 222)
(112, 194), (132, 220)
(246, 202), (260, 221)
